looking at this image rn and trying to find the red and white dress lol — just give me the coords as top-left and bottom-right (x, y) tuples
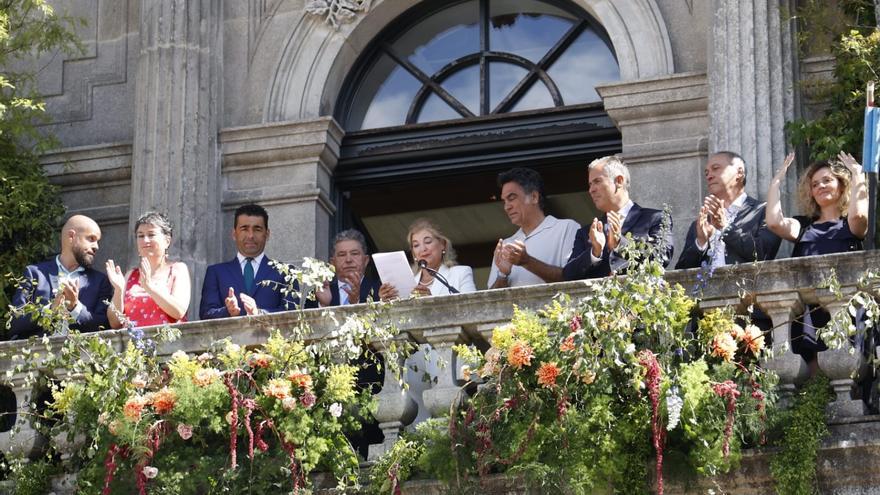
(123, 262), (188, 326)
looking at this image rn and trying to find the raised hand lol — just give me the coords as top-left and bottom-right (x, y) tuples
(695, 205), (715, 246)
(106, 260), (126, 293)
(606, 211), (623, 251)
(703, 195), (728, 231)
(60, 277), (80, 311)
(502, 240), (530, 266)
(589, 218), (606, 257)
(838, 151), (863, 175)
(225, 287), (241, 316)
(240, 293), (258, 316)
(139, 257), (155, 293)
(774, 151), (796, 180)
(492, 239), (512, 276)
(339, 271), (361, 303)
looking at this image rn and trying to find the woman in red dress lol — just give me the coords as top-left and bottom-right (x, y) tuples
(106, 212), (191, 328)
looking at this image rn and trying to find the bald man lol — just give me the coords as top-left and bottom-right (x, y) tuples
(9, 215), (113, 339)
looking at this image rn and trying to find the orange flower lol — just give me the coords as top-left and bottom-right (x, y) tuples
(742, 325), (765, 354)
(150, 387), (177, 415)
(192, 368), (220, 387)
(536, 362), (560, 388)
(507, 341), (534, 370)
(711, 332), (738, 362)
(249, 352), (273, 369)
(729, 323), (745, 341)
(288, 372), (313, 391)
(263, 378), (291, 400)
(560, 335), (575, 352)
(123, 395), (148, 421)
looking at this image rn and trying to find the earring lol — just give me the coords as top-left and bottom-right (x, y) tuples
(442, 250), (446, 255)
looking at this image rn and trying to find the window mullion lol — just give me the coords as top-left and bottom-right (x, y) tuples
(480, 0), (490, 116)
(383, 43), (476, 119)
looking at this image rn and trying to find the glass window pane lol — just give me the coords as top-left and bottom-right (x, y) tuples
(489, 0), (576, 63)
(354, 54), (423, 130)
(488, 61), (527, 111)
(441, 64), (480, 115)
(417, 91), (462, 123)
(394, 1), (480, 77)
(547, 28), (620, 105)
(510, 80), (553, 112)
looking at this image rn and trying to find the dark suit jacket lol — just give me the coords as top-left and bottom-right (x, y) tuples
(675, 196), (781, 269)
(563, 204), (673, 280)
(199, 256), (301, 319)
(9, 258), (112, 339)
(327, 275), (381, 306)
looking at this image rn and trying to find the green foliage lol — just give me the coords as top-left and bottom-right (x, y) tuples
(373, 243), (776, 494)
(9, 458), (58, 495)
(0, 1), (85, 327)
(770, 375), (833, 495)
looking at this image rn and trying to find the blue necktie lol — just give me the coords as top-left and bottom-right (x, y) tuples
(244, 258), (255, 293)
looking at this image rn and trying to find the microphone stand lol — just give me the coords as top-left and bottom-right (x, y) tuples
(417, 260), (459, 294)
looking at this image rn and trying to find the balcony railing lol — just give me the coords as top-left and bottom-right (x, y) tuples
(1, 251), (878, 489)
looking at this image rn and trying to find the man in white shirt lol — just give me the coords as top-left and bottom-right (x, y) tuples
(676, 151), (781, 269)
(488, 167), (579, 288)
(563, 155), (673, 280)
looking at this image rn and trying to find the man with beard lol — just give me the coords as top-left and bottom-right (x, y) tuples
(9, 215), (113, 339)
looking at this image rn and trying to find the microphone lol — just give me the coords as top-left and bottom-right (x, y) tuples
(417, 260), (459, 294)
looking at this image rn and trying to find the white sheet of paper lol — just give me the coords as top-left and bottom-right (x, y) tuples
(372, 251), (417, 298)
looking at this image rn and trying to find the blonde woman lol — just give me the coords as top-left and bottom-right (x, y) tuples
(765, 151), (868, 373)
(378, 218), (476, 300)
(106, 212), (191, 328)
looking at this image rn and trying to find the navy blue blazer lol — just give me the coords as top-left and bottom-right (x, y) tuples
(563, 204), (673, 281)
(675, 196), (781, 269)
(9, 258), (112, 339)
(199, 256), (301, 320)
(327, 275), (381, 306)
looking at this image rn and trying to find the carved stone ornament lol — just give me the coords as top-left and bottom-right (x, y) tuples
(305, 0), (371, 29)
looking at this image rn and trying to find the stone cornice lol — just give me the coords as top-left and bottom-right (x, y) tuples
(219, 117), (344, 169)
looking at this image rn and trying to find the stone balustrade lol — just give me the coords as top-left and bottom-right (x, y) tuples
(1, 251), (878, 463)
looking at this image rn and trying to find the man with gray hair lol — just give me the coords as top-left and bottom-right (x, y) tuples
(316, 229), (380, 306)
(563, 155), (673, 280)
(676, 151), (781, 269)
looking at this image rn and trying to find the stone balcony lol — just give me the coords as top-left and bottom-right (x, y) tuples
(1, 251), (879, 493)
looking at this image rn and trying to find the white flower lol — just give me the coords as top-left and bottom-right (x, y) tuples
(624, 343), (636, 354)
(171, 350), (188, 361)
(282, 397), (297, 411)
(142, 466), (159, 479)
(329, 402), (343, 418)
(666, 388), (684, 431)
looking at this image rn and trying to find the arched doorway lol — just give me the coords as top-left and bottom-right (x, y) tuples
(333, 0), (622, 287)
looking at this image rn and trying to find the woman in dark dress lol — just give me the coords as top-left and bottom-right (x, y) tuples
(766, 151), (868, 375)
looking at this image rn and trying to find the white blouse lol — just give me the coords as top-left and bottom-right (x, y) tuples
(413, 264), (476, 296)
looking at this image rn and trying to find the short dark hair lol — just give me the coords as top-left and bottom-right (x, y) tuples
(713, 151), (747, 187)
(134, 211), (173, 238)
(497, 167), (546, 212)
(234, 204), (269, 229)
(332, 229), (368, 255)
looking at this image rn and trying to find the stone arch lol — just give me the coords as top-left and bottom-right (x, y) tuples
(264, 0), (675, 123)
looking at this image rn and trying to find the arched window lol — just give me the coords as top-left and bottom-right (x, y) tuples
(340, 0), (620, 130)
(333, 0), (622, 287)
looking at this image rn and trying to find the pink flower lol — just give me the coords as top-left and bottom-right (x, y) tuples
(300, 392), (316, 409)
(142, 466), (158, 479)
(177, 423), (193, 440)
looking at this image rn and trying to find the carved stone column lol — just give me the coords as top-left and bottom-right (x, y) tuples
(0, 379), (47, 460)
(422, 327), (468, 418)
(815, 288), (865, 419)
(709, 0), (798, 202)
(368, 338), (417, 461)
(130, 0), (222, 319)
(756, 291), (808, 406)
